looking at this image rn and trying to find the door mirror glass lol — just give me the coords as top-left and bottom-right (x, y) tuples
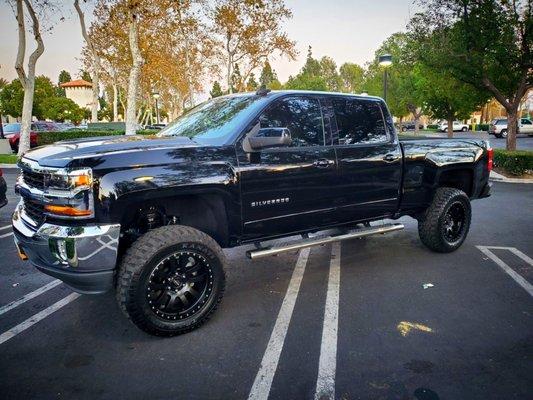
(248, 127), (292, 150)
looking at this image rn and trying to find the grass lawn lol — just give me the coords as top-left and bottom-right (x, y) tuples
(0, 154), (18, 164)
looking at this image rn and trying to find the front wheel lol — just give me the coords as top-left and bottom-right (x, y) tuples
(501, 129), (508, 138)
(418, 187), (471, 253)
(462, 126), (468, 132)
(117, 225), (226, 336)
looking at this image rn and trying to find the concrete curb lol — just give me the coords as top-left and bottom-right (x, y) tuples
(0, 164), (18, 169)
(490, 170), (533, 184)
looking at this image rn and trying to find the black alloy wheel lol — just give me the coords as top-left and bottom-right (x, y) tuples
(145, 251), (213, 321)
(441, 202), (466, 244)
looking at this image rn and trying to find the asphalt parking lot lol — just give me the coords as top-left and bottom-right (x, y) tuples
(0, 169), (532, 400)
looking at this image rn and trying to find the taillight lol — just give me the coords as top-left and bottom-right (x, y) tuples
(0, 168), (3, 177)
(487, 147), (493, 171)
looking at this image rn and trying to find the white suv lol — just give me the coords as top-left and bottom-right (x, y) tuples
(489, 118), (533, 138)
(438, 121), (469, 132)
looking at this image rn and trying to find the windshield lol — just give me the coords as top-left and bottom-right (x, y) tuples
(158, 94), (267, 145)
(3, 123), (20, 133)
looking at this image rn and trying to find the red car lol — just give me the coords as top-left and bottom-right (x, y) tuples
(2, 121), (59, 153)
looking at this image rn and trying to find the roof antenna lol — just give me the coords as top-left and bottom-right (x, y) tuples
(256, 85), (271, 96)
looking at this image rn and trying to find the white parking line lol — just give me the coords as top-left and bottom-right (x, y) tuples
(0, 293), (80, 345)
(248, 248), (311, 400)
(0, 280), (62, 316)
(315, 242), (341, 400)
(477, 246), (533, 297)
(0, 232), (13, 239)
(0, 224), (11, 231)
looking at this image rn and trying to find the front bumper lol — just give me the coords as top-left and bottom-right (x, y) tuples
(12, 202), (120, 294)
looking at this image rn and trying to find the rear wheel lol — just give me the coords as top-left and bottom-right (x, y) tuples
(117, 225), (226, 336)
(418, 187), (471, 253)
(461, 126), (468, 132)
(501, 129), (508, 138)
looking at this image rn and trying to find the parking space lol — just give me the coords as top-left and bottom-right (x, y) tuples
(0, 168), (532, 399)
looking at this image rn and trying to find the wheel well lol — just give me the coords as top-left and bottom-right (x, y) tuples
(121, 194), (229, 247)
(437, 169), (473, 197)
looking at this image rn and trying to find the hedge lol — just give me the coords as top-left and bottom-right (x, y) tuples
(469, 123), (489, 131)
(493, 149), (533, 176)
(37, 129), (158, 146)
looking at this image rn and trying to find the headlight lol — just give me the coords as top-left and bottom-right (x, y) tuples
(44, 168), (94, 218)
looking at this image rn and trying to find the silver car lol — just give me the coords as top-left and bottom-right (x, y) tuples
(489, 117), (533, 138)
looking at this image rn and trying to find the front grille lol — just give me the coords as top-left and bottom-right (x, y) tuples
(22, 196), (45, 226)
(22, 169), (46, 190)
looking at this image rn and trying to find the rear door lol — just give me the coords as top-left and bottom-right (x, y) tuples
(237, 95), (338, 240)
(329, 96), (402, 222)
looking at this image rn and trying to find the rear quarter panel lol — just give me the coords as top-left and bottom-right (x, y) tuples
(399, 139), (489, 214)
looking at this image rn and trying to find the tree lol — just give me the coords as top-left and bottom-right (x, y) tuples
(230, 63), (242, 93)
(0, 76), (55, 120)
(259, 60), (279, 88)
(415, 64), (489, 137)
(319, 56), (341, 91)
(125, 1), (143, 135)
(75, 0), (101, 122)
(339, 63), (364, 93)
(80, 69), (92, 82)
(246, 73), (258, 91)
(11, 0), (46, 155)
(213, 0), (297, 93)
(41, 97), (85, 123)
(56, 70), (71, 96)
(210, 81), (223, 98)
(412, 0), (532, 150)
(284, 46), (328, 91)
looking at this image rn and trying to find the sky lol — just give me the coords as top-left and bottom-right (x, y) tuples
(0, 0), (418, 88)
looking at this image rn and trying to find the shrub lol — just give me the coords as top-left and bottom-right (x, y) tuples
(493, 149), (533, 176)
(469, 123), (489, 131)
(0, 154), (18, 164)
(427, 124), (439, 129)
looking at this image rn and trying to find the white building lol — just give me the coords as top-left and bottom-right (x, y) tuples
(60, 79), (94, 110)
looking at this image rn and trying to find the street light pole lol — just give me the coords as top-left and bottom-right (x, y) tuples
(378, 54), (393, 103)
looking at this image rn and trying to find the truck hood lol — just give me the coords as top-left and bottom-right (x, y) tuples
(23, 135), (202, 168)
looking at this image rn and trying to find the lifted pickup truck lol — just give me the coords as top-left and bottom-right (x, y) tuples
(12, 90), (492, 336)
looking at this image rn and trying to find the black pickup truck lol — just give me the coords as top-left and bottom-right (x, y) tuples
(12, 90), (492, 336)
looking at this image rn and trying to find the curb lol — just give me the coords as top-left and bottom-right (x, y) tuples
(490, 170), (533, 184)
(0, 164), (18, 169)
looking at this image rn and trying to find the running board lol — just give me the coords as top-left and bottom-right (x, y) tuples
(246, 223), (404, 260)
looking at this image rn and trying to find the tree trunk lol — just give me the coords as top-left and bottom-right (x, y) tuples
(15, 0), (44, 156)
(125, 11), (143, 135)
(112, 83), (118, 122)
(447, 117), (454, 139)
(414, 115), (420, 134)
(74, 0), (100, 122)
(506, 109), (518, 151)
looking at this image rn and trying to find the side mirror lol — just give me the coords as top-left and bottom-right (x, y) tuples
(248, 127), (292, 150)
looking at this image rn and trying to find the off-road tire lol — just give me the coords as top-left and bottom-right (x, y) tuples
(117, 225), (226, 336)
(418, 187), (471, 253)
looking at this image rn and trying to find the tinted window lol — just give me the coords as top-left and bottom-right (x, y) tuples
(332, 98), (387, 144)
(495, 120), (507, 125)
(521, 119), (532, 125)
(259, 97), (324, 147)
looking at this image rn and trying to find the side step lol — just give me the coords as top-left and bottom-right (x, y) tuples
(246, 223), (404, 260)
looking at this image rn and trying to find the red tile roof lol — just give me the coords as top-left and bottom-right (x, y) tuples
(60, 79), (93, 88)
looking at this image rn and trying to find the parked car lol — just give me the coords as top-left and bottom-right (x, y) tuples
(0, 168), (7, 209)
(399, 121), (424, 132)
(13, 90), (492, 336)
(144, 123), (167, 130)
(3, 121), (61, 152)
(438, 121), (469, 132)
(488, 117), (533, 138)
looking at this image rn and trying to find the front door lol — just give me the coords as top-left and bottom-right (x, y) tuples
(328, 96), (402, 222)
(237, 95), (338, 241)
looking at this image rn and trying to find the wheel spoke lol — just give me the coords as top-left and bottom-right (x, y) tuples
(178, 293), (189, 306)
(187, 273), (207, 283)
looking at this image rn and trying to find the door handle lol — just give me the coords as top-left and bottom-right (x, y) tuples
(383, 154), (397, 162)
(313, 159), (333, 168)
